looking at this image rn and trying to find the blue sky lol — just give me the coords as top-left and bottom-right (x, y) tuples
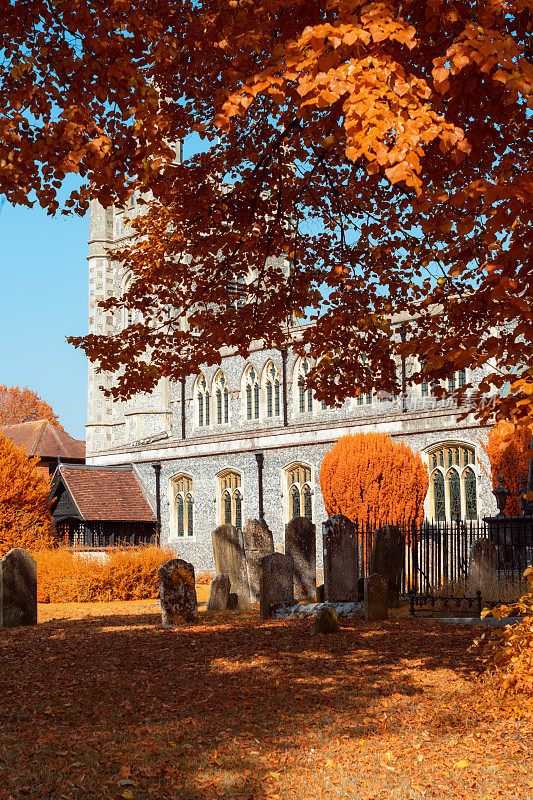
(0, 197), (88, 439)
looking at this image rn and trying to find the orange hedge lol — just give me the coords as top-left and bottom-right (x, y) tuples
(482, 421), (533, 516)
(34, 545), (176, 602)
(320, 432), (428, 524)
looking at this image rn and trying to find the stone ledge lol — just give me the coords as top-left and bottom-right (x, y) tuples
(270, 601), (363, 620)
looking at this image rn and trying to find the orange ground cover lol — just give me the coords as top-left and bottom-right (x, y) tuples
(0, 603), (531, 800)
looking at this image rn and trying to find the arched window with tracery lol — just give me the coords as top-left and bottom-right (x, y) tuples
(263, 361), (281, 419)
(243, 365), (260, 421)
(427, 444), (478, 522)
(122, 274), (135, 329)
(213, 370), (229, 425)
(285, 462), (313, 523)
(170, 475), (194, 538)
(196, 374), (210, 427)
(218, 470), (243, 530)
(295, 357), (313, 414)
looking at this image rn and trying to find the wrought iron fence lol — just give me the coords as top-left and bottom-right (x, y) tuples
(352, 517), (532, 601)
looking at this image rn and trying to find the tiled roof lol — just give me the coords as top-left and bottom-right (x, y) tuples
(58, 465), (156, 522)
(1, 420), (85, 461)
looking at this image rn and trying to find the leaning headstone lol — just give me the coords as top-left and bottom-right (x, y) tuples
(313, 606), (340, 634)
(469, 538), (499, 600)
(323, 515), (358, 602)
(207, 573), (231, 612)
(259, 552), (294, 619)
(364, 573), (388, 621)
(285, 516), (316, 600)
(158, 558), (198, 626)
(1, 548), (37, 627)
(369, 525), (405, 607)
(243, 519), (274, 604)
(212, 524), (251, 610)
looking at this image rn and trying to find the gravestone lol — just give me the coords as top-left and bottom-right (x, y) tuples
(212, 524), (251, 610)
(285, 516), (316, 600)
(314, 606), (339, 634)
(1, 548), (37, 627)
(243, 519), (274, 604)
(207, 573), (231, 612)
(323, 515), (358, 602)
(369, 524), (405, 607)
(259, 552), (294, 619)
(316, 584), (325, 603)
(469, 538), (499, 599)
(158, 558), (198, 626)
(364, 573), (388, 621)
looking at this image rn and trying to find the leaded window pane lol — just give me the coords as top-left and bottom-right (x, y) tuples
(421, 378), (428, 396)
(267, 382), (273, 416)
(275, 381), (280, 416)
(464, 467), (477, 520)
(321, 399), (327, 410)
(448, 470), (461, 521)
(299, 379), (305, 413)
(432, 454), (437, 470)
(458, 370), (466, 387)
(357, 394), (363, 405)
(224, 388), (229, 423)
(439, 450), (444, 467)
(198, 394), (203, 427)
(433, 471), (445, 521)
(235, 491), (242, 531)
(291, 485), (301, 520)
(365, 392), (372, 404)
(186, 495), (193, 536)
(205, 392), (210, 426)
(177, 495), (184, 536)
(448, 448), (453, 468)
(246, 385), (252, 419)
(448, 374), (456, 392)
(254, 384), (260, 418)
(224, 492), (231, 525)
(217, 389), (222, 424)
(303, 485), (312, 520)
(307, 387), (313, 412)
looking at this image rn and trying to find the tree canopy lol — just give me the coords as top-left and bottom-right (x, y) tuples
(0, 385), (63, 429)
(1, 1), (532, 425)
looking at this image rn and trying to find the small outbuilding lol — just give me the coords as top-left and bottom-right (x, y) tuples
(49, 464), (157, 548)
(0, 419), (86, 476)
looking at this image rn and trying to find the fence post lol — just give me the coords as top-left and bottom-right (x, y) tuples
(476, 590), (482, 618)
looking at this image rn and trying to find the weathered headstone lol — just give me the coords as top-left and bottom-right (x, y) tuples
(316, 584), (325, 603)
(323, 515), (358, 602)
(1, 548), (37, 627)
(212, 524), (251, 610)
(313, 606), (339, 634)
(285, 516), (316, 600)
(158, 558), (198, 626)
(259, 552), (294, 619)
(364, 573), (388, 621)
(207, 573), (231, 612)
(369, 524), (405, 607)
(469, 538), (499, 599)
(243, 518), (274, 604)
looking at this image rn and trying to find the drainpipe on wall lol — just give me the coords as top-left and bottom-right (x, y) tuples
(181, 378), (186, 440)
(281, 348), (288, 426)
(152, 462), (162, 543)
(255, 450), (265, 521)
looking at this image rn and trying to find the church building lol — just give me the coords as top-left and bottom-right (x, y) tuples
(83, 197), (496, 570)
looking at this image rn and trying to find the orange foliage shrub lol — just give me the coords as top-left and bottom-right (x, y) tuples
(479, 566), (533, 714)
(320, 432), (428, 524)
(482, 421), (533, 516)
(35, 545), (176, 602)
(0, 432), (54, 557)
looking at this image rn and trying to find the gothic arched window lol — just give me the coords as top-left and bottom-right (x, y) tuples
(285, 462), (313, 523)
(196, 374), (210, 427)
(171, 475), (194, 538)
(214, 371), (229, 425)
(427, 444), (478, 522)
(218, 470), (243, 531)
(263, 361), (281, 419)
(296, 357), (313, 414)
(243, 365), (260, 421)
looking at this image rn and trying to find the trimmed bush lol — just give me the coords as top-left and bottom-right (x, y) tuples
(320, 432), (428, 524)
